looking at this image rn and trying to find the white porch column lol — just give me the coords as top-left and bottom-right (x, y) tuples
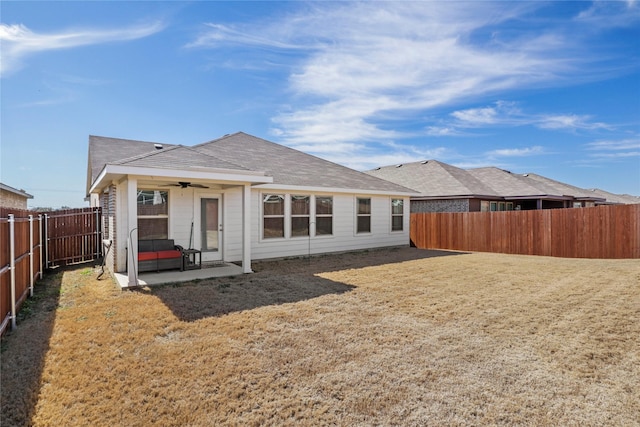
(127, 178), (139, 286)
(242, 183), (253, 273)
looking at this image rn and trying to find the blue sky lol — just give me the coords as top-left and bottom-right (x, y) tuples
(1, 1), (639, 208)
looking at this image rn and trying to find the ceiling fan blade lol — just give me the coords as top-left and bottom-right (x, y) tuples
(190, 183), (209, 188)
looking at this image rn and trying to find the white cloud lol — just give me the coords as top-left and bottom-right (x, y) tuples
(425, 126), (462, 137)
(585, 137), (640, 160)
(586, 138), (640, 151)
(0, 21), (165, 76)
(486, 146), (545, 157)
(191, 2), (635, 163)
(537, 114), (609, 131)
(451, 106), (499, 125)
(447, 102), (612, 132)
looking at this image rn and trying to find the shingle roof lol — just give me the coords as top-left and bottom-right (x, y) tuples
(366, 159), (637, 204)
(467, 167), (565, 198)
(87, 133), (415, 194)
(193, 132), (415, 193)
(366, 160), (499, 198)
(114, 145), (249, 171)
(88, 135), (177, 188)
(0, 182), (33, 199)
(585, 188), (640, 204)
(517, 173), (605, 200)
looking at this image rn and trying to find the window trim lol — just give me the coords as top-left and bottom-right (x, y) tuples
(314, 195), (334, 237)
(356, 197), (372, 234)
(290, 194), (311, 238)
(262, 193), (286, 240)
(391, 198), (404, 232)
(137, 189), (169, 240)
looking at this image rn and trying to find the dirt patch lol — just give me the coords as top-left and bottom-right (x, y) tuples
(2, 247), (639, 426)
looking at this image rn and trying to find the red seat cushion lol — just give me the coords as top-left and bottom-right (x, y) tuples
(156, 250), (182, 260)
(138, 252), (157, 261)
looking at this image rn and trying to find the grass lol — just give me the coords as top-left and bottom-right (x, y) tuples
(1, 248), (639, 426)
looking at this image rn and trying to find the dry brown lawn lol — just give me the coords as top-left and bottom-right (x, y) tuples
(2, 247), (639, 426)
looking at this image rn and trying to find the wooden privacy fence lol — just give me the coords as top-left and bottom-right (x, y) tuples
(0, 208), (43, 334)
(410, 204), (640, 259)
(44, 208), (102, 268)
(1, 207), (101, 335)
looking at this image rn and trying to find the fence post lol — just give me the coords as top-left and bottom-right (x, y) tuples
(29, 214), (34, 297)
(38, 215), (43, 279)
(44, 213), (49, 269)
(95, 208), (101, 259)
(9, 214), (17, 331)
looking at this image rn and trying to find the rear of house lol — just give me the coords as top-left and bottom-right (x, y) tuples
(87, 132), (417, 275)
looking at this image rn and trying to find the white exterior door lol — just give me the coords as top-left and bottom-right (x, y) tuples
(199, 196), (222, 261)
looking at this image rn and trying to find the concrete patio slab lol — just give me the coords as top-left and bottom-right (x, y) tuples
(114, 263), (245, 289)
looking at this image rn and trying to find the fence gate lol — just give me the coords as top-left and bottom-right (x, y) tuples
(44, 207), (102, 268)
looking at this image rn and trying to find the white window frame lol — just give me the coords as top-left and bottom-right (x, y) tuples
(290, 194), (311, 238)
(137, 189), (169, 240)
(262, 193), (285, 239)
(356, 197), (372, 234)
(391, 198), (404, 232)
(314, 195), (333, 237)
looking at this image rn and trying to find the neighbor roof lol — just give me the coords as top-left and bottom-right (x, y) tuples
(0, 182), (33, 199)
(585, 188), (640, 205)
(366, 160), (499, 198)
(516, 173), (606, 201)
(366, 160), (633, 204)
(466, 167), (569, 199)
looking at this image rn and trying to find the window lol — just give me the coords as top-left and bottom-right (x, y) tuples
(498, 202), (506, 211)
(315, 196), (333, 236)
(506, 202), (514, 211)
(356, 198), (371, 233)
(263, 194), (285, 238)
(137, 190), (168, 240)
(391, 199), (404, 231)
(201, 198), (219, 251)
(490, 201), (498, 212)
(291, 195), (310, 237)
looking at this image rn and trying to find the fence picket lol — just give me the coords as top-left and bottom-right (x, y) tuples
(0, 207), (101, 335)
(410, 204), (640, 259)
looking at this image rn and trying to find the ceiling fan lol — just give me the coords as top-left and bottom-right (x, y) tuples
(163, 181), (209, 189)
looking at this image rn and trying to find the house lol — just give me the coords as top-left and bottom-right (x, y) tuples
(0, 182), (33, 210)
(365, 160), (622, 212)
(86, 132), (417, 275)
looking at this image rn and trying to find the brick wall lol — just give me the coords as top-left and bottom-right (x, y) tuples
(410, 199), (470, 213)
(0, 189), (29, 210)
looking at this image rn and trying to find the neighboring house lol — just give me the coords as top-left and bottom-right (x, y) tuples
(365, 160), (628, 212)
(87, 132), (417, 274)
(0, 182), (33, 210)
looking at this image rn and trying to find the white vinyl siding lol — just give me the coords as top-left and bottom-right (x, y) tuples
(250, 191), (409, 261)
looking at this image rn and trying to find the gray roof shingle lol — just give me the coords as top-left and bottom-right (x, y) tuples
(466, 167), (564, 198)
(88, 133), (415, 194)
(114, 145), (249, 171)
(366, 160), (500, 198)
(193, 132), (415, 193)
(366, 159), (636, 204)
